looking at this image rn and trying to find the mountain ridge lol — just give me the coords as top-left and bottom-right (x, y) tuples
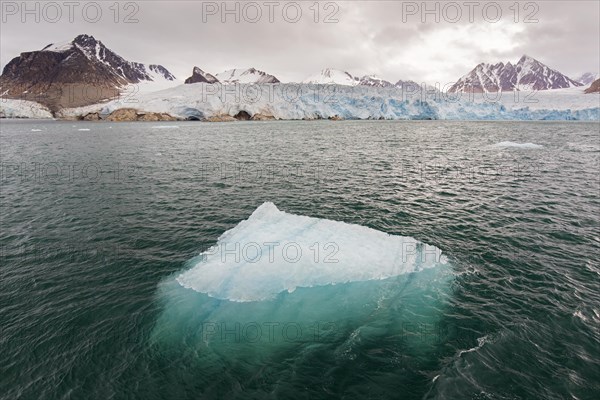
(0, 34), (176, 111)
(185, 67), (219, 84)
(448, 55), (583, 93)
(215, 68), (280, 84)
(1, 35), (595, 114)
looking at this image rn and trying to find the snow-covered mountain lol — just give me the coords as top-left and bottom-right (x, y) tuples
(0, 34), (176, 110)
(395, 80), (427, 91)
(357, 75), (395, 88)
(576, 72), (599, 86)
(303, 69), (421, 90)
(303, 69), (359, 86)
(39, 34), (176, 84)
(448, 55), (583, 93)
(215, 68), (280, 84)
(185, 67), (219, 84)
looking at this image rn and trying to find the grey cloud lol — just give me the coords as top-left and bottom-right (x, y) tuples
(0, 1), (598, 84)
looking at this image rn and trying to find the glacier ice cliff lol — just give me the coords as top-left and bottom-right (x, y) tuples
(4, 83), (599, 121)
(0, 99), (53, 119)
(61, 84), (600, 121)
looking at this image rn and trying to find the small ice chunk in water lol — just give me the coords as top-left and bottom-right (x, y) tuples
(493, 141), (543, 149)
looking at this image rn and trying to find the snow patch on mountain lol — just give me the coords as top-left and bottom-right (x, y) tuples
(41, 41), (74, 52)
(303, 69), (359, 86)
(215, 68), (279, 84)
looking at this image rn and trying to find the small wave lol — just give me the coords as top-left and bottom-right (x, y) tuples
(574, 308), (600, 325)
(566, 142), (600, 153)
(458, 335), (489, 357)
(492, 141), (543, 149)
(78, 128), (91, 131)
(573, 310), (588, 322)
(31, 129), (42, 132)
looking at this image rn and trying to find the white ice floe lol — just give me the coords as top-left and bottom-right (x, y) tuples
(493, 141), (544, 149)
(176, 202), (447, 302)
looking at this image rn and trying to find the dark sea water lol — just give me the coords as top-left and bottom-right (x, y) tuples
(1, 120), (599, 400)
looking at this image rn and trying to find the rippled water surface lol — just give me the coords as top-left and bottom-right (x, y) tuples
(1, 120), (599, 399)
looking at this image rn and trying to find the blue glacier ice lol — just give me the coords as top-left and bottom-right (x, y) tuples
(61, 84), (600, 121)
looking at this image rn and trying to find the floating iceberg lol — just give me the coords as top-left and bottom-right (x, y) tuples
(150, 125), (180, 129)
(176, 202), (447, 302)
(152, 204), (454, 385)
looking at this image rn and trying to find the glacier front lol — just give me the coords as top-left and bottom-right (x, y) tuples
(58, 83), (600, 121)
(0, 99), (53, 119)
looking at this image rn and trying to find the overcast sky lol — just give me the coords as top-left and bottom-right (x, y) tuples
(1, 0), (598, 84)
